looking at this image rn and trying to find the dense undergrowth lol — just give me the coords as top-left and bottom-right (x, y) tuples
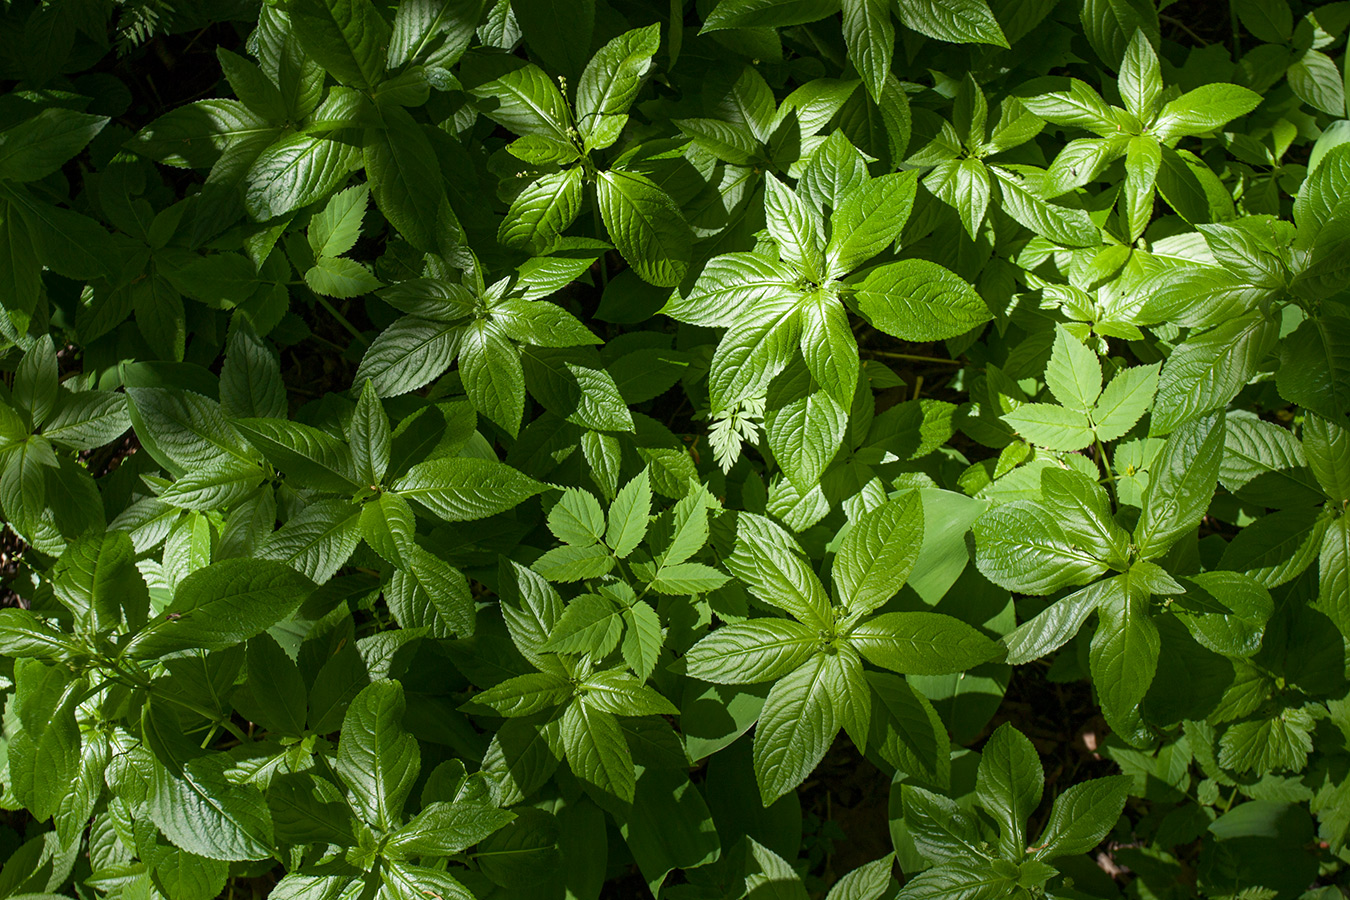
(1, 0), (1349, 897)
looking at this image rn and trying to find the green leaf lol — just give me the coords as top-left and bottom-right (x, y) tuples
(725, 513), (833, 628)
(459, 320), (526, 436)
(521, 346), (636, 433)
(289, 0), (390, 89)
(1080, 0), (1157, 66)
(305, 255), (382, 297)
(848, 611), (999, 675)
(1218, 708), (1315, 774)
(842, 0), (895, 99)
(1218, 412), (1323, 508)
(1152, 311), (1278, 435)
(393, 456), (546, 521)
(221, 323), (287, 421)
(337, 681), (420, 830)
(1320, 516), (1350, 633)
(606, 469), (652, 558)
(900, 785), (986, 862)
(1304, 414), (1350, 503)
(361, 490), (417, 567)
(1001, 403), (1095, 452)
(388, 801), (515, 856)
(765, 376), (847, 490)
(976, 724), (1042, 859)
(1154, 83), (1262, 142)
(579, 668), (678, 716)
(1136, 411), (1225, 559)
(1118, 30), (1162, 120)
(464, 55), (571, 139)
(350, 380), (391, 486)
(562, 701), (635, 802)
(1122, 136), (1160, 241)
(234, 417), (359, 492)
(498, 169), (584, 253)
(1289, 49), (1346, 118)
(926, 157), (990, 239)
(391, 545), (476, 636)
(533, 543), (616, 582)
(245, 134), (359, 220)
(686, 620), (819, 684)
(1033, 775), (1130, 860)
(512, 0), (594, 83)
(542, 593), (622, 655)
(575, 25), (661, 150)
(218, 46), (288, 122)
(973, 501), (1108, 595)
(1176, 570), (1273, 658)
(850, 259), (990, 342)
(127, 559), (316, 658)
(1232, 0), (1291, 42)
(1045, 325), (1102, 410)
(827, 855), (894, 900)
(0, 609), (82, 659)
(1092, 363), (1159, 442)
(7, 660), (81, 821)
(1276, 316), (1350, 421)
(308, 183), (369, 258)
(894, 0), (1008, 46)
(242, 634), (307, 736)
(991, 166), (1101, 247)
(471, 672), (574, 717)
(132, 99), (271, 168)
(764, 173), (826, 276)
(799, 292), (858, 407)
(649, 561), (730, 594)
(662, 252), (797, 328)
(1089, 575), (1158, 745)
(365, 105), (449, 253)
(833, 492), (924, 615)
(386, 0), (483, 69)
(149, 752), (275, 862)
(596, 169), (691, 288)
(548, 488), (606, 546)
(621, 602), (664, 680)
(753, 653), (837, 805)
(0, 108), (107, 183)
(702, 0), (842, 31)
(356, 316), (462, 397)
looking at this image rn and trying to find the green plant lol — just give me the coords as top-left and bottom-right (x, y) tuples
(0, 0), (1349, 898)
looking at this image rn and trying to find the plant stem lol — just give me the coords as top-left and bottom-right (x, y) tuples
(316, 295), (369, 347)
(1095, 433), (1119, 507)
(867, 351), (964, 365)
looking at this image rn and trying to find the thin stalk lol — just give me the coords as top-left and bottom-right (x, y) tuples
(1095, 433), (1119, 507)
(316, 295), (369, 347)
(867, 350), (964, 365)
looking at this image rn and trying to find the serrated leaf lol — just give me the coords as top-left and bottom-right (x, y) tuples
(605, 469), (651, 558)
(393, 456), (546, 522)
(336, 681), (420, 831)
(851, 259), (990, 342)
(833, 492), (923, 615)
